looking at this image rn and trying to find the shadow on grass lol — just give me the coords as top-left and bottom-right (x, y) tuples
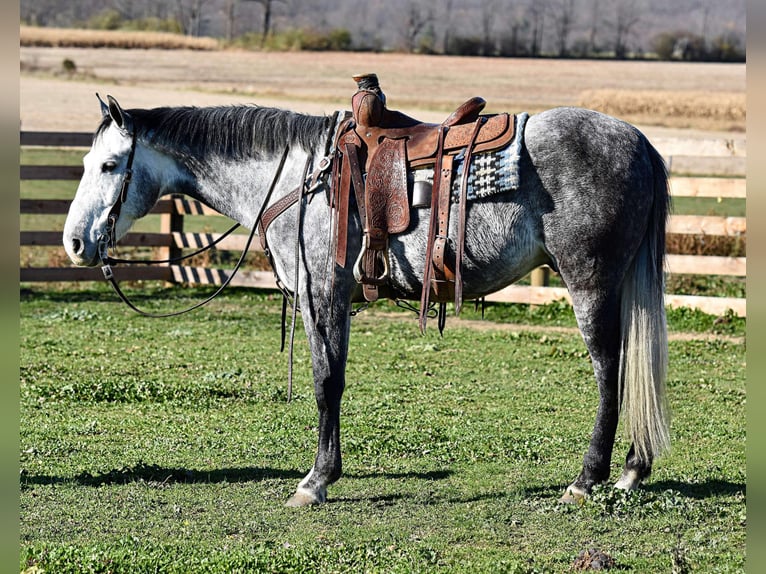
(20, 285), (272, 304)
(346, 469), (453, 481)
(21, 466), (458, 490)
(647, 479), (745, 499)
(518, 479), (745, 501)
(21, 463), (305, 487)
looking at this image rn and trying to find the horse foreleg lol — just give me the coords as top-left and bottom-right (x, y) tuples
(285, 293), (351, 507)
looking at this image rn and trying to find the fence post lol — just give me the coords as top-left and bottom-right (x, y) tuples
(530, 266), (550, 288)
(160, 194), (184, 282)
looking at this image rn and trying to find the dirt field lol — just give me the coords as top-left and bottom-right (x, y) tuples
(21, 47), (746, 139)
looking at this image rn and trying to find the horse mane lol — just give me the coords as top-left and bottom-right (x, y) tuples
(95, 104), (332, 163)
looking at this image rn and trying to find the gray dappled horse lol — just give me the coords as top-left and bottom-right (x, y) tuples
(63, 95), (670, 506)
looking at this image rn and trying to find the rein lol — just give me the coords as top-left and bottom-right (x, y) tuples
(96, 112), (342, 396)
(99, 142), (290, 318)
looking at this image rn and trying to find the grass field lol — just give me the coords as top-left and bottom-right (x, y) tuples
(20, 286), (745, 572)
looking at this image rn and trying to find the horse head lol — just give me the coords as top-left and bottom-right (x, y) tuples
(63, 95), (176, 267)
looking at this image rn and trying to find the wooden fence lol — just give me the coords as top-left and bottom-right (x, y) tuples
(21, 131), (746, 316)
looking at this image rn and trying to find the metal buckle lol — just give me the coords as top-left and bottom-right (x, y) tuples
(97, 233), (110, 264)
(317, 156), (332, 171)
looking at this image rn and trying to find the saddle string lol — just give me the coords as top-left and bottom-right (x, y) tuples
(395, 299), (439, 319)
(438, 302), (448, 333)
(286, 153), (314, 402)
(101, 145), (290, 318)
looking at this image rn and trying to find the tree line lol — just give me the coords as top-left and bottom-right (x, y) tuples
(20, 0), (745, 61)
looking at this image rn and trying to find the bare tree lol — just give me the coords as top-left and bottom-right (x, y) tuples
(241, 0), (285, 43)
(397, 0), (433, 52)
(110, 0), (138, 20)
(440, 0), (456, 53)
(478, 0), (500, 55)
(612, 0), (642, 58)
(172, 0), (217, 36)
(549, 0), (576, 56)
(586, 0), (601, 53)
(222, 0), (237, 40)
(527, 0), (547, 56)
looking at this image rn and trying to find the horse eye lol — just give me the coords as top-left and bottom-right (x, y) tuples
(101, 161), (117, 173)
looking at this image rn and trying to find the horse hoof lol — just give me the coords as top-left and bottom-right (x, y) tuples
(285, 487), (326, 507)
(560, 484), (588, 504)
(614, 469), (642, 491)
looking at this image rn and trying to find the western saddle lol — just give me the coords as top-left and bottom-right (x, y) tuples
(332, 73), (517, 331)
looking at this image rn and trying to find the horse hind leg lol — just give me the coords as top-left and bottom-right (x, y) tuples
(614, 445), (651, 491)
(560, 289), (623, 503)
(562, 237), (670, 502)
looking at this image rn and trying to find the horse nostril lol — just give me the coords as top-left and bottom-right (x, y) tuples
(71, 238), (84, 255)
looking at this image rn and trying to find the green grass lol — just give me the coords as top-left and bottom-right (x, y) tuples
(671, 196), (745, 218)
(20, 287), (745, 572)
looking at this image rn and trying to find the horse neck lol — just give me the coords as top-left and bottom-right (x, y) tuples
(183, 146), (315, 230)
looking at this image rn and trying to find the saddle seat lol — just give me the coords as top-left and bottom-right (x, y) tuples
(332, 73), (518, 331)
(347, 78), (513, 170)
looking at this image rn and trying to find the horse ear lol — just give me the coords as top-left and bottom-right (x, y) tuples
(106, 95), (131, 132)
(96, 93), (109, 117)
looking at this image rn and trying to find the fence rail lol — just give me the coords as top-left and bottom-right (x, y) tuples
(21, 131), (746, 316)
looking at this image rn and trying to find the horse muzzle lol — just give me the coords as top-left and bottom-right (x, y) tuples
(62, 231), (102, 267)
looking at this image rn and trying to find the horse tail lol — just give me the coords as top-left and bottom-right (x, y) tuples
(618, 139), (671, 462)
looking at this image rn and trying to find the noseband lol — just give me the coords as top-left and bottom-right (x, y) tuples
(98, 128), (138, 265)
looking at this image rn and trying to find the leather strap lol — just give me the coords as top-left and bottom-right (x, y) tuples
(344, 140), (381, 302)
(334, 128), (362, 267)
(431, 153), (455, 303)
(258, 186), (301, 250)
(419, 125), (449, 333)
(454, 116), (486, 314)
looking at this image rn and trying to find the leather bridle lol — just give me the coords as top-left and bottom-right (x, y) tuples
(97, 128), (138, 267)
(96, 110), (343, 319)
(97, 126), (290, 318)
(91, 112), (345, 401)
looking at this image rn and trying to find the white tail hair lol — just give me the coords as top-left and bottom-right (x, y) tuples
(618, 142), (671, 462)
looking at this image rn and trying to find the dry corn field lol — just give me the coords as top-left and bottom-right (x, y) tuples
(577, 89), (745, 132)
(20, 25), (219, 50)
(20, 28), (745, 134)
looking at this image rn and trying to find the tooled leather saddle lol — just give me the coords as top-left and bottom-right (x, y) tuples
(332, 73), (517, 331)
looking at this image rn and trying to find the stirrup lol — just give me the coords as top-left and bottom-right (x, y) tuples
(352, 235), (390, 285)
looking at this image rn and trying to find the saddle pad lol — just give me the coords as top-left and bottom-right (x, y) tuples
(412, 112), (529, 202)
